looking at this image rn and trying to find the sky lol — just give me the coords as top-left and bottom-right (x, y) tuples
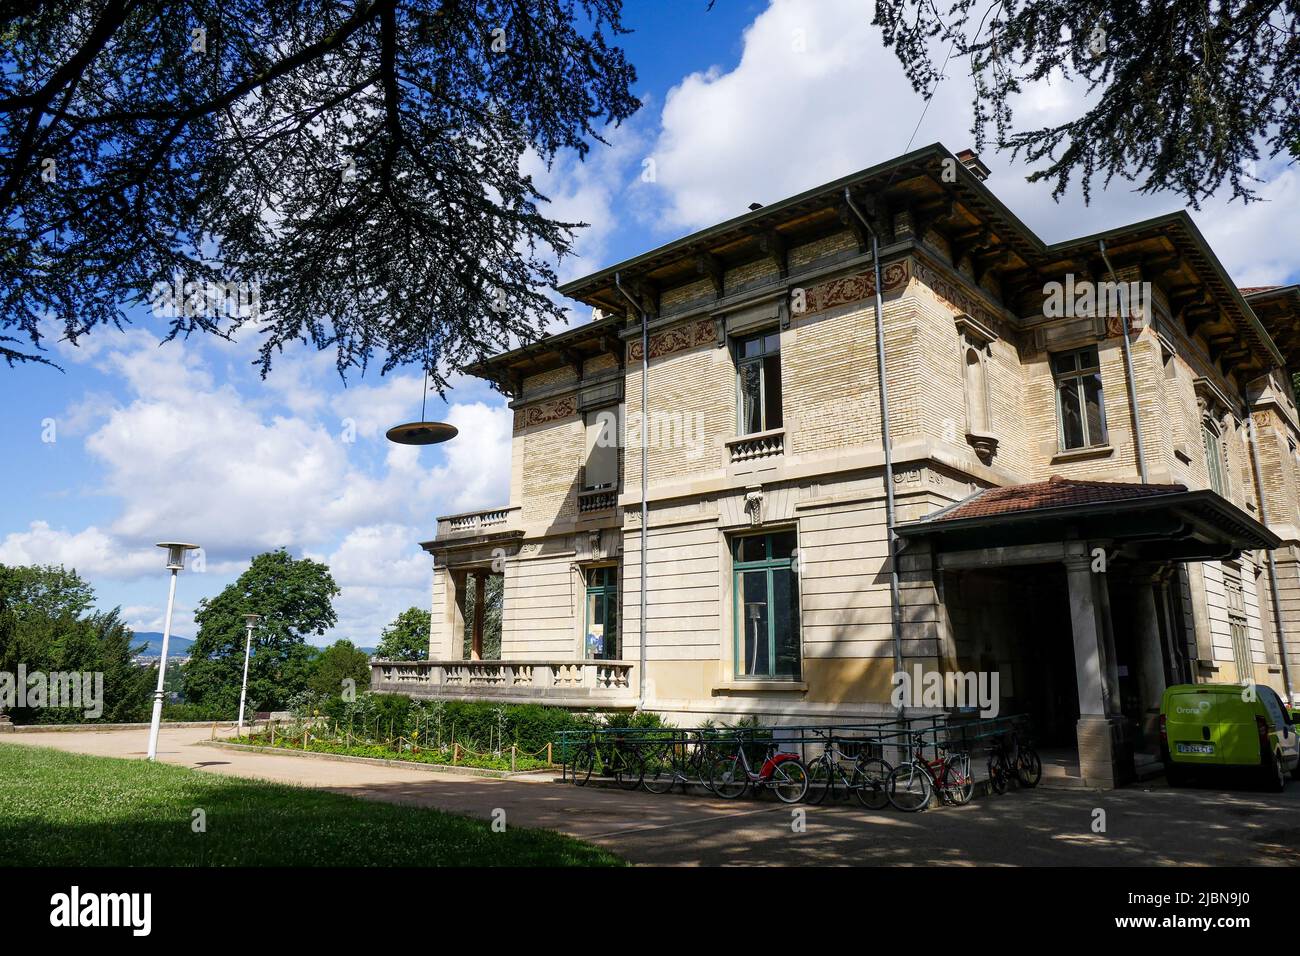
(2, 0), (1297, 647)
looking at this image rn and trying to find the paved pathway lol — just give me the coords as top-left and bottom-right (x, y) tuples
(5, 726), (1298, 866)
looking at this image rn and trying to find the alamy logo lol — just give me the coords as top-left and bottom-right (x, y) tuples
(49, 886), (151, 936)
(890, 666), (1000, 717)
(149, 274), (260, 321)
(0, 665), (104, 718)
(1042, 275), (1151, 320)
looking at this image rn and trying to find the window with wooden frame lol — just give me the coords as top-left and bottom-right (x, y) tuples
(1224, 571), (1252, 680)
(731, 530), (800, 680)
(734, 329), (783, 436)
(1051, 346), (1108, 450)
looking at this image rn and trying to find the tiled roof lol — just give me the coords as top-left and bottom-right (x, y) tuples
(1240, 286), (1282, 295)
(926, 475), (1189, 523)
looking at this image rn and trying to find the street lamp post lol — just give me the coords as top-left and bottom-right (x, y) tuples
(237, 613), (261, 737)
(146, 542), (200, 761)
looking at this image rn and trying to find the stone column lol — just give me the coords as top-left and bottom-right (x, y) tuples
(1064, 548), (1129, 788)
(427, 564), (461, 661)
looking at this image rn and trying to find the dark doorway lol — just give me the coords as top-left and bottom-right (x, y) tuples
(1009, 565), (1078, 747)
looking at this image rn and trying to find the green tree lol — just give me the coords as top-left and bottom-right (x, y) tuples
(307, 639), (372, 699)
(0, 564), (154, 724)
(183, 550), (339, 715)
(376, 606), (430, 661)
(872, 0), (1299, 205)
(0, 2), (639, 374)
(0, 564), (94, 621)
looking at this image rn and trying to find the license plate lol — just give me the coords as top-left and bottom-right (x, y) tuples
(1176, 742), (1214, 755)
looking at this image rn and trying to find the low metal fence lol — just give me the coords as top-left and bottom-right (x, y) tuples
(553, 712), (1036, 804)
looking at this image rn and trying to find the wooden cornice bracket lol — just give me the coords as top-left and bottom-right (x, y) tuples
(758, 230), (789, 279)
(695, 251), (725, 299)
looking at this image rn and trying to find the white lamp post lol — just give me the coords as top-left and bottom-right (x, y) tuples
(146, 542), (200, 761)
(237, 613), (261, 737)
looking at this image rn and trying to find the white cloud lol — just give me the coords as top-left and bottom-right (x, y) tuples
(305, 523), (431, 645)
(5, 328), (515, 641)
(0, 521), (159, 580)
(638, 0), (1297, 286)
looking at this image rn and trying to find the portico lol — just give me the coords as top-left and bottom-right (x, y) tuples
(898, 476), (1280, 787)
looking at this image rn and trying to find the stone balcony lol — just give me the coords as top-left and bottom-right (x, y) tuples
(370, 659), (636, 707)
(726, 427), (784, 463)
(436, 506), (519, 540)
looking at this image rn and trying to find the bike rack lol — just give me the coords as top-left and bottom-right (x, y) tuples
(555, 713), (1036, 790)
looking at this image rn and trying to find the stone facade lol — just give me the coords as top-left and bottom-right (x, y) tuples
(387, 146), (1300, 786)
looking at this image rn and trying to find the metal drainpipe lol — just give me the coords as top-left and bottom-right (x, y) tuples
(614, 272), (648, 707)
(1246, 400), (1296, 702)
(1098, 239), (1149, 483)
(843, 189), (905, 704)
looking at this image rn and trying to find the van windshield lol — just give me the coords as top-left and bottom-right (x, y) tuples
(1260, 687), (1289, 729)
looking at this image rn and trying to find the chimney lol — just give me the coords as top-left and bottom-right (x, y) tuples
(955, 148), (990, 181)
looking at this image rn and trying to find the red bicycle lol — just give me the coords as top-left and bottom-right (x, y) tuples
(707, 735), (810, 803)
(886, 732), (973, 811)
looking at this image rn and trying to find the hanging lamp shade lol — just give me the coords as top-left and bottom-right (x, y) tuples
(385, 421), (458, 445)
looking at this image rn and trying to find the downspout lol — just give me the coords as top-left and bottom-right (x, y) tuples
(1246, 403), (1296, 702)
(1098, 239), (1149, 482)
(844, 189), (905, 704)
(614, 272), (649, 707)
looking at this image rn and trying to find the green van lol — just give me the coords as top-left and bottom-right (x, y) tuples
(1160, 683), (1300, 790)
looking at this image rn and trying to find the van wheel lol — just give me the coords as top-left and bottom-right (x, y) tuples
(1264, 750), (1286, 792)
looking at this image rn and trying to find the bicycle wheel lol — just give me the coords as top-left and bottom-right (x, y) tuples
(805, 755), (835, 805)
(571, 746), (594, 786)
(708, 753), (750, 798)
(642, 744), (679, 795)
(886, 762), (932, 812)
(987, 752), (1008, 795)
(769, 759), (810, 804)
(613, 746), (644, 791)
(851, 757), (892, 810)
(691, 747), (716, 792)
(1016, 747), (1042, 788)
(940, 753), (974, 806)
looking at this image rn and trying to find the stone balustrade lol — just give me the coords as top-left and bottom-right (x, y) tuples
(577, 488), (618, 513)
(436, 506), (518, 539)
(370, 659), (636, 706)
(726, 428), (784, 463)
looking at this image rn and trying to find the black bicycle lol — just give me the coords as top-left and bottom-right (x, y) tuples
(804, 730), (892, 808)
(641, 730), (720, 794)
(986, 729), (1042, 793)
(569, 728), (644, 790)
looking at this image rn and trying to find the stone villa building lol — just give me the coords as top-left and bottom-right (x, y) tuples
(373, 144), (1300, 788)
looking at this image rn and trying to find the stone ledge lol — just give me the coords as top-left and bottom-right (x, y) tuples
(197, 739), (554, 779)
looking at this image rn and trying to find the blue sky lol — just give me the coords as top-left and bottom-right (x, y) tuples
(3, 0), (1297, 646)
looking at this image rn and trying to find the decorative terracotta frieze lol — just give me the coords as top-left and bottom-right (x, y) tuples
(801, 260), (910, 316)
(514, 394), (578, 428)
(911, 259), (1004, 332)
(626, 318), (718, 362)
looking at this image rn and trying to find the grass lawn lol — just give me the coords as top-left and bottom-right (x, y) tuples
(0, 743), (622, 866)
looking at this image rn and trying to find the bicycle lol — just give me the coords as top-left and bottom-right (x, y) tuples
(568, 728), (644, 790)
(707, 733), (810, 803)
(804, 730), (891, 809)
(885, 732), (973, 811)
(642, 730), (720, 794)
(986, 729), (1042, 793)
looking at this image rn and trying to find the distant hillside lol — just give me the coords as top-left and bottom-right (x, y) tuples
(131, 632), (194, 657)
